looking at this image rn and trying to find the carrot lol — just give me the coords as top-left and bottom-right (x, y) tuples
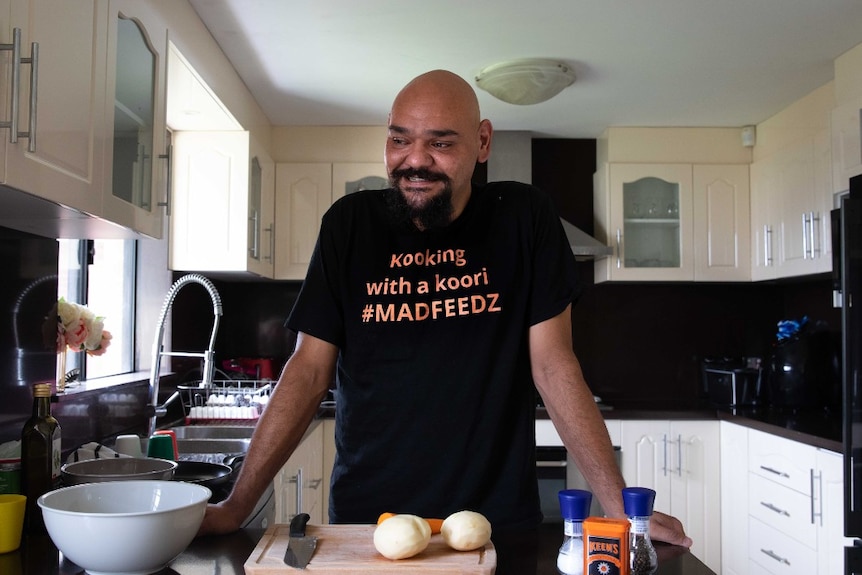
(377, 512), (444, 534)
(377, 512), (396, 524)
(425, 518), (444, 534)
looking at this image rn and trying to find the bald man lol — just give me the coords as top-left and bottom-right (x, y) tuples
(198, 70), (691, 548)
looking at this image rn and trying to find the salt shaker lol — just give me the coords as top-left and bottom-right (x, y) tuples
(557, 489), (592, 575)
(622, 487), (658, 574)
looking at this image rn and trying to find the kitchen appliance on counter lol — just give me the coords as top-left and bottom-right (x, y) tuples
(701, 357), (762, 407)
(765, 322), (841, 410)
(835, 176), (862, 574)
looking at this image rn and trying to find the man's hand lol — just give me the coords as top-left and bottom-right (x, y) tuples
(649, 511), (693, 547)
(196, 502), (244, 537)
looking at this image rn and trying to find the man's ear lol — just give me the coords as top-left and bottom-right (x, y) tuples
(477, 119), (493, 163)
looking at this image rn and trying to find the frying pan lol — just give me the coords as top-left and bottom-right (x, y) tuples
(173, 460), (233, 488)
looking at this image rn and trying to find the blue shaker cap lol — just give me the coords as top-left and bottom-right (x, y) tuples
(558, 489), (592, 521)
(622, 486), (656, 517)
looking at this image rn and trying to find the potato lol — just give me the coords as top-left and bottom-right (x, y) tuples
(373, 513), (432, 560)
(441, 510), (492, 551)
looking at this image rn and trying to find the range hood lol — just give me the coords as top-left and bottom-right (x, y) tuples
(560, 218), (613, 260)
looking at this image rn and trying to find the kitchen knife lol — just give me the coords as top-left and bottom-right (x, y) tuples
(283, 512), (317, 569)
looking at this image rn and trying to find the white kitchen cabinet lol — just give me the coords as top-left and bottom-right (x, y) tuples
(100, 0), (168, 239)
(750, 131), (832, 280)
(322, 418), (335, 524)
(0, 0), (107, 216)
(746, 428), (845, 574)
(275, 162), (387, 280)
(720, 421), (750, 575)
(816, 449), (851, 575)
(618, 419), (720, 572)
(594, 163), (749, 282)
(274, 421), (324, 525)
(693, 164), (751, 282)
(831, 96), (862, 194)
(170, 130), (275, 277)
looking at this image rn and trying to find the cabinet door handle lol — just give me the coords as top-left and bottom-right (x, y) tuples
(296, 467), (303, 514)
(676, 434), (682, 477)
(809, 211), (819, 258)
(264, 224), (274, 262)
(802, 213), (810, 260)
(759, 465), (789, 478)
(157, 143), (172, 216)
(759, 501), (790, 517)
(536, 460), (567, 468)
(1, 28), (38, 151)
(764, 225), (773, 266)
(287, 468), (303, 516)
(662, 434), (668, 477)
(759, 548), (791, 566)
(249, 210), (260, 259)
(615, 228), (622, 269)
(810, 468), (822, 525)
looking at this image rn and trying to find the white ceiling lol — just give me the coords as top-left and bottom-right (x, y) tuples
(187, 0), (862, 139)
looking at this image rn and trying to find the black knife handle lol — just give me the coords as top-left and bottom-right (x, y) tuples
(290, 512), (310, 537)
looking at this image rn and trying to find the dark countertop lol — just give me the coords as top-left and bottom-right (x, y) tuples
(535, 405), (843, 453)
(9, 524), (714, 575)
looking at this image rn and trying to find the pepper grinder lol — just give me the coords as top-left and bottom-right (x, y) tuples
(556, 489), (592, 575)
(622, 487), (658, 574)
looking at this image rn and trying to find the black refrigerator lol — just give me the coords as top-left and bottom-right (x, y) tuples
(840, 175), (862, 574)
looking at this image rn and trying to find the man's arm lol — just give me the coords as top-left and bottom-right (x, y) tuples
(197, 332), (338, 535)
(529, 305), (691, 547)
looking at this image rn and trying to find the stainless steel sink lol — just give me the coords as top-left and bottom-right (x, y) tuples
(176, 438), (250, 455)
(169, 426), (255, 440)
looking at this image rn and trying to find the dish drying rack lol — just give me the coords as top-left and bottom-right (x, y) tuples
(178, 379), (272, 423)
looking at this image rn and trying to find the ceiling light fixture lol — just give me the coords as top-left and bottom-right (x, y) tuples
(475, 59), (575, 105)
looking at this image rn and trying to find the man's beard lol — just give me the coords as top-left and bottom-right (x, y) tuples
(384, 168), (454, 230)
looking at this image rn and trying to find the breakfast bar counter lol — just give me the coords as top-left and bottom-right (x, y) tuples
(12, 524), (714, 574)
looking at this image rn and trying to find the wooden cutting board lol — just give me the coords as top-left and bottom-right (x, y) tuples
(244, 523), (497, 574)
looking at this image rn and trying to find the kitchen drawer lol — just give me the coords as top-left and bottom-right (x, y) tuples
(748, 429), (815, 495)
(535, 419), (563, 447)
(749, 473), (815, 546)
(748, 517), (817, 575)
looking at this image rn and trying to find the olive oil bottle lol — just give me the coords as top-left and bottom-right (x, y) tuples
(21, 382), (61, 533)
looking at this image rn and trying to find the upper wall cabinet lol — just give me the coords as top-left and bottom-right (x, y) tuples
(0, 0), (108, 216)
(0, 0), (168, 238)
(101, 0), (168, 239)
(275, 162), (387, 280)
(831, 97), (862, 195)
(750, 130), (832, 280)
(594, 163), (750, 282)
(170, 130), (275, 278)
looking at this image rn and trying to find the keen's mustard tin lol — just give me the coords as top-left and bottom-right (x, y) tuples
(0, 459), (21, 494)
(583, 516), (630, 575)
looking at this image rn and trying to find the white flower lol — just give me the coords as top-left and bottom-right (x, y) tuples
(57, 298), (83, 330)
(83, 316), (105, 351)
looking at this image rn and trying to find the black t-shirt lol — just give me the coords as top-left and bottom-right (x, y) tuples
(287, 181), (580, 530)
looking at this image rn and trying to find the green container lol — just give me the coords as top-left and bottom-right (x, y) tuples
(0, 459), (21, 494)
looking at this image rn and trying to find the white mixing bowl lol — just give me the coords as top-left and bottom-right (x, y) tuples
(38, 480), (211, 575)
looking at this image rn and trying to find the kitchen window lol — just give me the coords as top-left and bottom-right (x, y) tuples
(58, 239), (136, 380)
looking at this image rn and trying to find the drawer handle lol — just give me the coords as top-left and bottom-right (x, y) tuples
(536, 461), (567, 468)
(759, 465), (789, 478)
(760, 501), (790, 517)
(760, 548), (791, 566)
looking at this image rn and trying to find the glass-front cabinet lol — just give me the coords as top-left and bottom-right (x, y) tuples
(595, 162), (750, 282)
(101, 1), (167, 239)
(606, 164), (694, 281)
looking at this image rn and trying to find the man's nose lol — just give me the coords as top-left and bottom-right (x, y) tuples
(401, 143), (433, 168)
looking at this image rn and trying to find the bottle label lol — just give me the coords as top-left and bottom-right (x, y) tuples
(51, 431), (61, 482)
